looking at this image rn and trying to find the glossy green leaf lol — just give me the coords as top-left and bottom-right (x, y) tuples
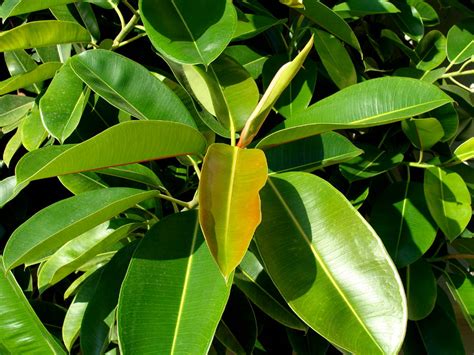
(235, 251), (306, 330)
(446, 271), (474, 330)
(255, 172), (407, 354)
(313, 29), (356, 89)
(257, 77), (453, 148)
(405, 259), (437, 320)
(452, 137), (474, 163)
(424, 167), (471, 241)
(392, 1), (424, 42)
(0, 95), (34, 127)
(401, 117), (444, 150)
(233, 9), (285, 41)
(69, 50), (195, 127)
(0, 176), (17, 208)
(36, 44), (71, 63)
(139, 0), (237, 66)
(0, 62), (62, 95)
(447, 20), (474, 64)
(15, 120), (207, 185)
(118, 211), (232, 354)
(81, 242), (137, 355)
(40, 63), (89, 143)
(0, 21), (90, 52)
(3, 127), (22, 167)
(0, 256), (65, 354)
(265, 132), (362, 174)
(415, 30), (447, 71)
(381, 29), (419, 62)
(296, 0), (361, 53)
(181, 55), (259, 132)
(431, 103), (458, 142)
(199, 143), (267, 277)
(238, 36), (313, 148)
(75, 2), (100, 42)
(38, 222), (141, 292)
(96, 163), (163, 189)
(21, 104), (48, 151)
(224, 45), (269, 79)
(262, 56), (317, 120)
(0, 0), (76, 18)
(62, 268), (102, 351)
(413, 1), (439, 27)
(340, 144), (404, 182)
(370, 182), (437, 268)
(59, 172), (107, 195)
(3, 188), (159, 270)
(333, 0), (400, 16)
(4, 50), (41, 93)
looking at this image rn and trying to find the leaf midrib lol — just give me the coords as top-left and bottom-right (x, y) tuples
(266, 178), (384, 352)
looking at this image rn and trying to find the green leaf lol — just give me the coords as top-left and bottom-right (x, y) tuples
(370, 182), (437, 267)
(431, 103), (458, 142)
(233, 9), (285, 41)
(446, 271), (474, 330)
(180, 54), (259, 132)
(255, 172), (407, 354)
(313, 29), (356, 89)
(69, 50), (196, 127)
(234, 251), (306, 330)
(118, 211), (232, 354)
(401, 117), (444, 150)
(238, 36), (314, 148)
(199, 143), (267, 277)
(3, 127), (22, 167)
(81, 242), (137, 355)
(0, 176), (17, 208)
(96, 163), (163, 189)
(447, 20), (474, 64)
(265, 132), (362, 174)
(405, 259), (437, 320)
(0, 21), (90, 52)
(62, 268), (102, 351)
(21, 104), (48, 151)
(1, 0), (75, 19)
(40, 63), (89, 143)
(333, 0), (400, 16)
(0, 95), (34, 126)
(224, 45), (269, 80)
(0, 62), (62, 95)
(15, 120), (207, 185)
(424, 167), (471, 241)
(257, 77), (453, 148)
(38, 222), (141, 292)
(296, 0), (361, 53)
(139, 0), (237, 66)
(415, 30), (447, 71)
(4, 50), (41, 93)
(452, 137), (474, 163)
(0, 256), (66, 354)
(2, 187), (159, 270)
(413, 1), (439, 27)
(59, 172), (107, 195)
(339, 144), (404, 182)
(392, 1), (424, 42)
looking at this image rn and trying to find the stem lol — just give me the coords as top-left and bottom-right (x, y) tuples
(112, 13), (140, 49)
(442, 69), (474, 78)
(113, 4), (126, 29)
(115, 32), (147, 48)
(187, 156), (202, 179)
(230, 128), (236, 146)
(447, 76), (472, 92)
(405, 161), (438, 169)
(158, 193), (191, 209)
(122, 0), (139, 15)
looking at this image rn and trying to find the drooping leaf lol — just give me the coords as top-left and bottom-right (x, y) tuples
(3, 188), (159, 270)
(234, 251), (306, 330)
(0, 95), (34, 127)
(415, 30), (447, 71)
(0, 256), (66, 354)
(0, 176), (17, 208)
(4, 50), (41, 93)
(401, 117), (444, 150)
(238, 36), (314, 148)
(405, 259), (437, 320)
(118, 211), (232, 354)
(257, 77), (453, 148)
(424, 167), (471, 241)
(75, 2), (100, 42)
(21, 104), (48, 151)
(3, 127), (22, 167)
(370, 182), (438, 268)
(15, 120), (207, 186)
(446, 20), (474, 64)
(139, 0), (237, 66)
(452, 137), (474, 163)
(37, 221), (141, 292)
(265, 132), (362, 174)
(40, 63), (89, 142)
(80, 242), (137, 355)
(0, 21), (90, 52)
(199, 143), (267, 277)
(69, 50), (196, 127)
(255, 172), (407, 354)
(312, 29), (356, 89)
(0, 62), (62, 95)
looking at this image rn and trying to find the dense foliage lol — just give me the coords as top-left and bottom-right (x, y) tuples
(0, 0), (473, 354)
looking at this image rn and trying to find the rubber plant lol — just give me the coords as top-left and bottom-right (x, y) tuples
(0, 0), (472, 354)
